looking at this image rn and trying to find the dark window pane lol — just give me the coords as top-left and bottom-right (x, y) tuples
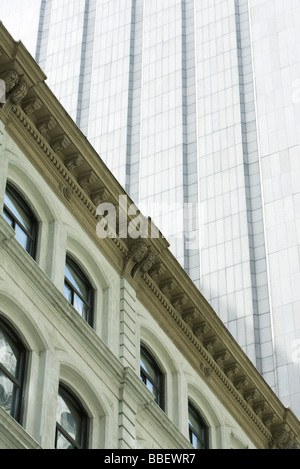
(64, 256), (93, 325)
(65, 264), (89, 303)
(2, 184), (37, 259)
(140, 354), (160, 387)
(140, 346), (164, 410)
(188, 402), (208, 449)
(4, 192), (33, 234)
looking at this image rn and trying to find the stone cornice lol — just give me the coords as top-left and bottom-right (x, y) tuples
(0, 23), (299, 449)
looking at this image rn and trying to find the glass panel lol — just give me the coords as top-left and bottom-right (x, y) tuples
(190, 431), (203, 449)
(188, 404), (207, 449)
(56, 393), (82, 445)
(64, 283), (72, 303)
(145, 378), (154, 394)
(15, 224), (29, 252)
(4, 191), (33, 234)
(140, 350), (160, 386)
(73, 294), (84, 318)
(0, 328), (19, 377)
(65, 264), (89, 302)
(56, 430), (75, 450)
(0, 369), (14, 413)
(189, 409), (204, 437)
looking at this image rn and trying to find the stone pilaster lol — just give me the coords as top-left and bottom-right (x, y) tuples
(119, 276), (137, 370)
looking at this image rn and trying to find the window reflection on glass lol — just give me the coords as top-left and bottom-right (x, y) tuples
(0, 319), (26, 422)
(64, 256), (93, 325)
(188, 402), (208, 449)
(2, 183), (37, 259)
(0, 369), (14, 414)
(55, 386), (87, 449)
(140, 345), (164, 410)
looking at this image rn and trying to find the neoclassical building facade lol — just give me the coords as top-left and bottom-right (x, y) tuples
(0, 23), (299, 450)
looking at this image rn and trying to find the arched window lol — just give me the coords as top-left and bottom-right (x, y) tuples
(188, 401), (209, 449)
(55, 385), (88, 449)
(2, 182), (38, 259)
(0, 317), (26, 423)
(64, 255), (94, 326)
(140, 344), (164, 411)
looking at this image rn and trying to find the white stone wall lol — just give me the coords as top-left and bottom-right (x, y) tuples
(0, 126), (256, 449)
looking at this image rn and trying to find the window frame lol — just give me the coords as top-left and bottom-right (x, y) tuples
(188, 400), (209, 449)
(64, 255), (94, 326)
(3, 182), (38, 259)
(55, 384), (88, 450)
(140, 344), (165, 411)
(0, 316), (27, 424)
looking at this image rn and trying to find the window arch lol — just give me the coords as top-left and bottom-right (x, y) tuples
(2, 182), (38, 259)
(64, 255), (94, 326)
(55, 384), (88, 449)
(0, 317), (27, 423)
(140, 344), (165, 411)
(188, 400), (209, 449)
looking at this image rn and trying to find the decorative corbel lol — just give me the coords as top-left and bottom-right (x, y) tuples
(181, 307), (200, 327)
(51, 135), (71, 153)
(253, 400), (269, 417)
(148, 262), (166, 280)
(233, 375), (249, 391)
(171, 293), (188, 313)
(64, 153), (84, 171)
(0, 69), (19, 94)
(22, 96), (43, 115)
(123, 242), (148, 277)
(133, 250), (155, 281)
(78, 170), (97, 189)
(37, 115), (57, 135)
(262, 412), (277, 430)
(10, 80), (28, 105)
(269, 424), (299, 449)
(159, 278), (178, 297)
(224, 363), (239, 379)
(244, 388), (260, 406)
(214, 349), (231, 369)
(193, 321), (211, 341)
(204, 335), (220, 354)
(91, 187), (110, 207)
(0, 70), (28, 115)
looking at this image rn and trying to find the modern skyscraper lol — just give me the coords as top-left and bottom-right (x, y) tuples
(1, 0), (300, 418)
